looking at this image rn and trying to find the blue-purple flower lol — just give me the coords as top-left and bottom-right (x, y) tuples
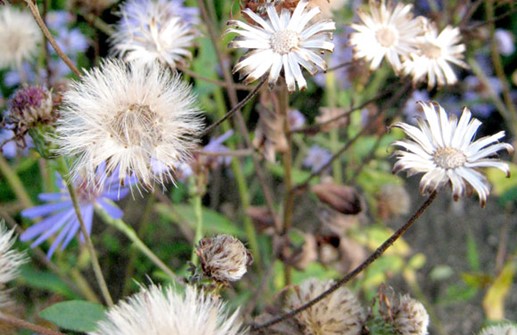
(303, 145), (332, 173)
(20, 164), (131, 258)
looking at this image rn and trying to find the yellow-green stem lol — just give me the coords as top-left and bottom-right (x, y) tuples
(325, 71), (342, 183)
(56, 158), (113, 307)
(0, 155), (33, 208)
(279, 82), (293, 286)
(190, 191), (203, 265)
(95, 203), (178, 282)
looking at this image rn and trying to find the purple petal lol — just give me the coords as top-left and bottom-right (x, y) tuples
(21, 201), (72, 219)
(98, 199), (124, 219)
(38, 192), (68, 202)
(47, 218), (77, 258)
(20, 208), (73, 242)
(79, 205), (94, 243)
(29, 210), (75, 248)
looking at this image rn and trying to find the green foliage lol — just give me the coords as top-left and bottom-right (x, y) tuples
(39, 301), (106, 332)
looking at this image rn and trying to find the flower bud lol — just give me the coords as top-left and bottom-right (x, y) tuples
(196, 235), (252, 283)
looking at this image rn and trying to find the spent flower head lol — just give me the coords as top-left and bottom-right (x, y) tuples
(227, 0), (336, 91)
(350, 0), (425, 72)
(111, 0), (198, 68)
(392, 101), (513, 207)
(20, 163), (132, 258)
(287, 278), (365, 335)
(391, 295), (429, 335)
(54, 59), (204, 189)
(90, 284), (246, 335)
(0, 5), (42, 69)
(196, 235), (253, 283)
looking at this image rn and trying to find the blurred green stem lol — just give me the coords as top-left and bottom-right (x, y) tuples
(213, 88), (261, 267)
(190, 189), (203, 265)
(325, 71), (342, 183)
(0, 155), (33, 208)
(279, 81), (293, 286)
(0, 313), (65, 335)
(485, 0), (517, 140)
(56, 158), (113, 307)
(95, 203), (178, 282)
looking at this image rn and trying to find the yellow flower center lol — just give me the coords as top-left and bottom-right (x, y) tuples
(110, 103), (162, 148)
(375, 27), (397, 47)
(270, 30), (300, 55)
(433, 147), (467, 169)
(421, 42), (442, 59)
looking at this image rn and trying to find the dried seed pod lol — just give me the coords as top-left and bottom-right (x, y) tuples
(312, 183), (363, 215)
(196, 235), (253, 283)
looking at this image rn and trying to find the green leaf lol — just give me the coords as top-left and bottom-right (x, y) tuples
(155, 203), (244, 237)
(39, 301), (106, 332)
(19, 265), (78, 299)
(267, 163), (313, 185)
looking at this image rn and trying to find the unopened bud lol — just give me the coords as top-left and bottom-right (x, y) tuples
(196, 235), (252, 283)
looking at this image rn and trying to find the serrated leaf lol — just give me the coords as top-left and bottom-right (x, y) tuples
(39, 301), (106, 332)
(155, 203), (244, 237)
(483, 262), (515, 320)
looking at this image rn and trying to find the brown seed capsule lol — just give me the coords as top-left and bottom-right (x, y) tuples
(196, 235), (253, 283)
(312, 183), (363, 215)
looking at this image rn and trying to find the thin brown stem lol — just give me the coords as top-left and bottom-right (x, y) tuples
(25, 0), (81, 77)
(201, 78), (266, 137)
(251, 191), (438, 331)
(178, 65), (252, 90)
(0, 313), (66, 335)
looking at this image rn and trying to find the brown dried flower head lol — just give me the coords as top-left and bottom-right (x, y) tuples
(196, 235), (253, 283)
(312, 183), (363, 215)
(287, 278), (365, 335)
(377, 184), (411, 220)
(380, 290), (429, 335)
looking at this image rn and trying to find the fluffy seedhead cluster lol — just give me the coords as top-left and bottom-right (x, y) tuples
(286, 279), (366, 335)
(90, 285), (246, 335)
(350, 0), (467, 88)
(0, 5), (42, 69)
(196, 234), (253, 283)
(54, 59), (204, 189)
(0, 223), (26, 308)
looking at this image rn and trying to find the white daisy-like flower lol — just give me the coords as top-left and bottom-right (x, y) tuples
(350, 1), (425, 72)
(55, 59), (203, 189)
(0, 223), (27, 308)
(402, 22), (467, 88)
(227, 0), (336, 92)
(89, 285), (246, 335)
(0, 5), (42, 69)
(392, 101), (513, 207)
(111, 0), (198, 68)
(287, 278), (365, 335)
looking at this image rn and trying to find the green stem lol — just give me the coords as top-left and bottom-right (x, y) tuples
(95, 204), (178, 282)
(190, 190), (203, 265)
(56, 158), (113, 307)
(325, 71), (342, 183)
(213, 88), (261, 267)
(0, 155), (33, 208)
(279, 81), (293, 287)
(0, 313), (65, 335)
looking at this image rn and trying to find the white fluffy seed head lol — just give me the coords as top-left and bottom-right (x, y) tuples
(54, 59), (204, 190)
(89, 285), (247, 335)
(0, 5), (42, 69)
(196, 235), (252, 283)
(0, 222), (27, 308)
(286, 279), (366, 335)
